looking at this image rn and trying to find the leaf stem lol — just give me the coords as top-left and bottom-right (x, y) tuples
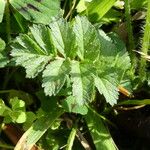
(65, 0), (77, 20)
(66, 126), (77, 150)
(124, 0), (136, 73)
(139, 0), (150, 81)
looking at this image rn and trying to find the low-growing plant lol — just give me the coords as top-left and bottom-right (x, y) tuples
(0, 0), (150, 150)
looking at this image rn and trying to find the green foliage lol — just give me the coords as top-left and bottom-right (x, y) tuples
(62, 96), (88, 115)
(0, 38), (9, 68)
(1, 0), (150, 149)
(0, 0), (5, 22)
(85, 107), (117, 150)
(11, 16), (130, 107)
(10, 0), (61, 24)
(0, 97), (27, 123)
(14, 98), (64, 150)
(0, 38), (5, 52)
(77, 0), (116, 22)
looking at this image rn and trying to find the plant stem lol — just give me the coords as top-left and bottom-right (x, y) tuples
(65, 0), (77, 20)
(139, 0), (150, 81)
(124, 0), (136, 74)
(5, 0), (11, 43)
(66, 126), (77, 150)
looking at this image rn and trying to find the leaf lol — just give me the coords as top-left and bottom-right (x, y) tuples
(85, 0), (116, 22)
(0, 38), (9, 68)
(73, 16), (100, 60)
(23, 112), (36, 130)
(50, 18), (77, 58)
(62, 96), (88, 115)
(10, 97), (25, 111)
(0, 54), (9, 68)
(85, 107), (117, 150)
(42, 59), (71, 96)
(117, 99), (150, 106)
(94, 74), (118, 106)
(11, 111), (26, 123)
(0, 0), (5, 22)
(10, 0), (60, 24)
(14, 101), (64, 150)
(76, 0), (88, 13)
(0, 98), (27, 123)
(0, 99), (9, 115)
(9, 97), (26, 123)
(11, 25), (54, 78)
(98, 30), (131, 81)
(30, 24), (56, 55)
(0, 38), (6, 52)
(71, 61), (95, 105)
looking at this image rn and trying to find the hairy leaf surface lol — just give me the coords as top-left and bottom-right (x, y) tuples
(94, 74), (118, 105)
(71, 61), (95, 105)
(73, 16), (100, 60)
(0, 39), (9, 68)
(11, 26), (54, 78)
(42, 59), (70, 96)
(50, 18), (77, 58)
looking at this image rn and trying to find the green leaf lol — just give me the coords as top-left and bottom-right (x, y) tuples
(85, 0), (116, 22)
(42, 59), (71, 96)
(85, 107), (117, 150)
(9, 97), (26, 123)
(0, 0), (5, 22)
(0, 99), (9, 115)
(0, 98), (27, 123)
(14, 101), (64, 150)
(50, 18), (77, 58)
(0, 53), (9, 68)
(30, 24), (55, 55)
(23, 112), (36, 130)
(71, 61), (95, 105)
(98, 30), (131, 81)
(73, 16), (100, 60)
(11, 111), (26, 123)
(10, 0), (60, 24)
(10, 97), (25, 111)
(11, 26), (53, 78)
(76, 0), (88, 13)
(62, 96), (88, 115)
(94, 75), (118, 105)
(0, 38), (6, 52)
(0, 38), (8, 68)
(117, 99), (150, 106)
